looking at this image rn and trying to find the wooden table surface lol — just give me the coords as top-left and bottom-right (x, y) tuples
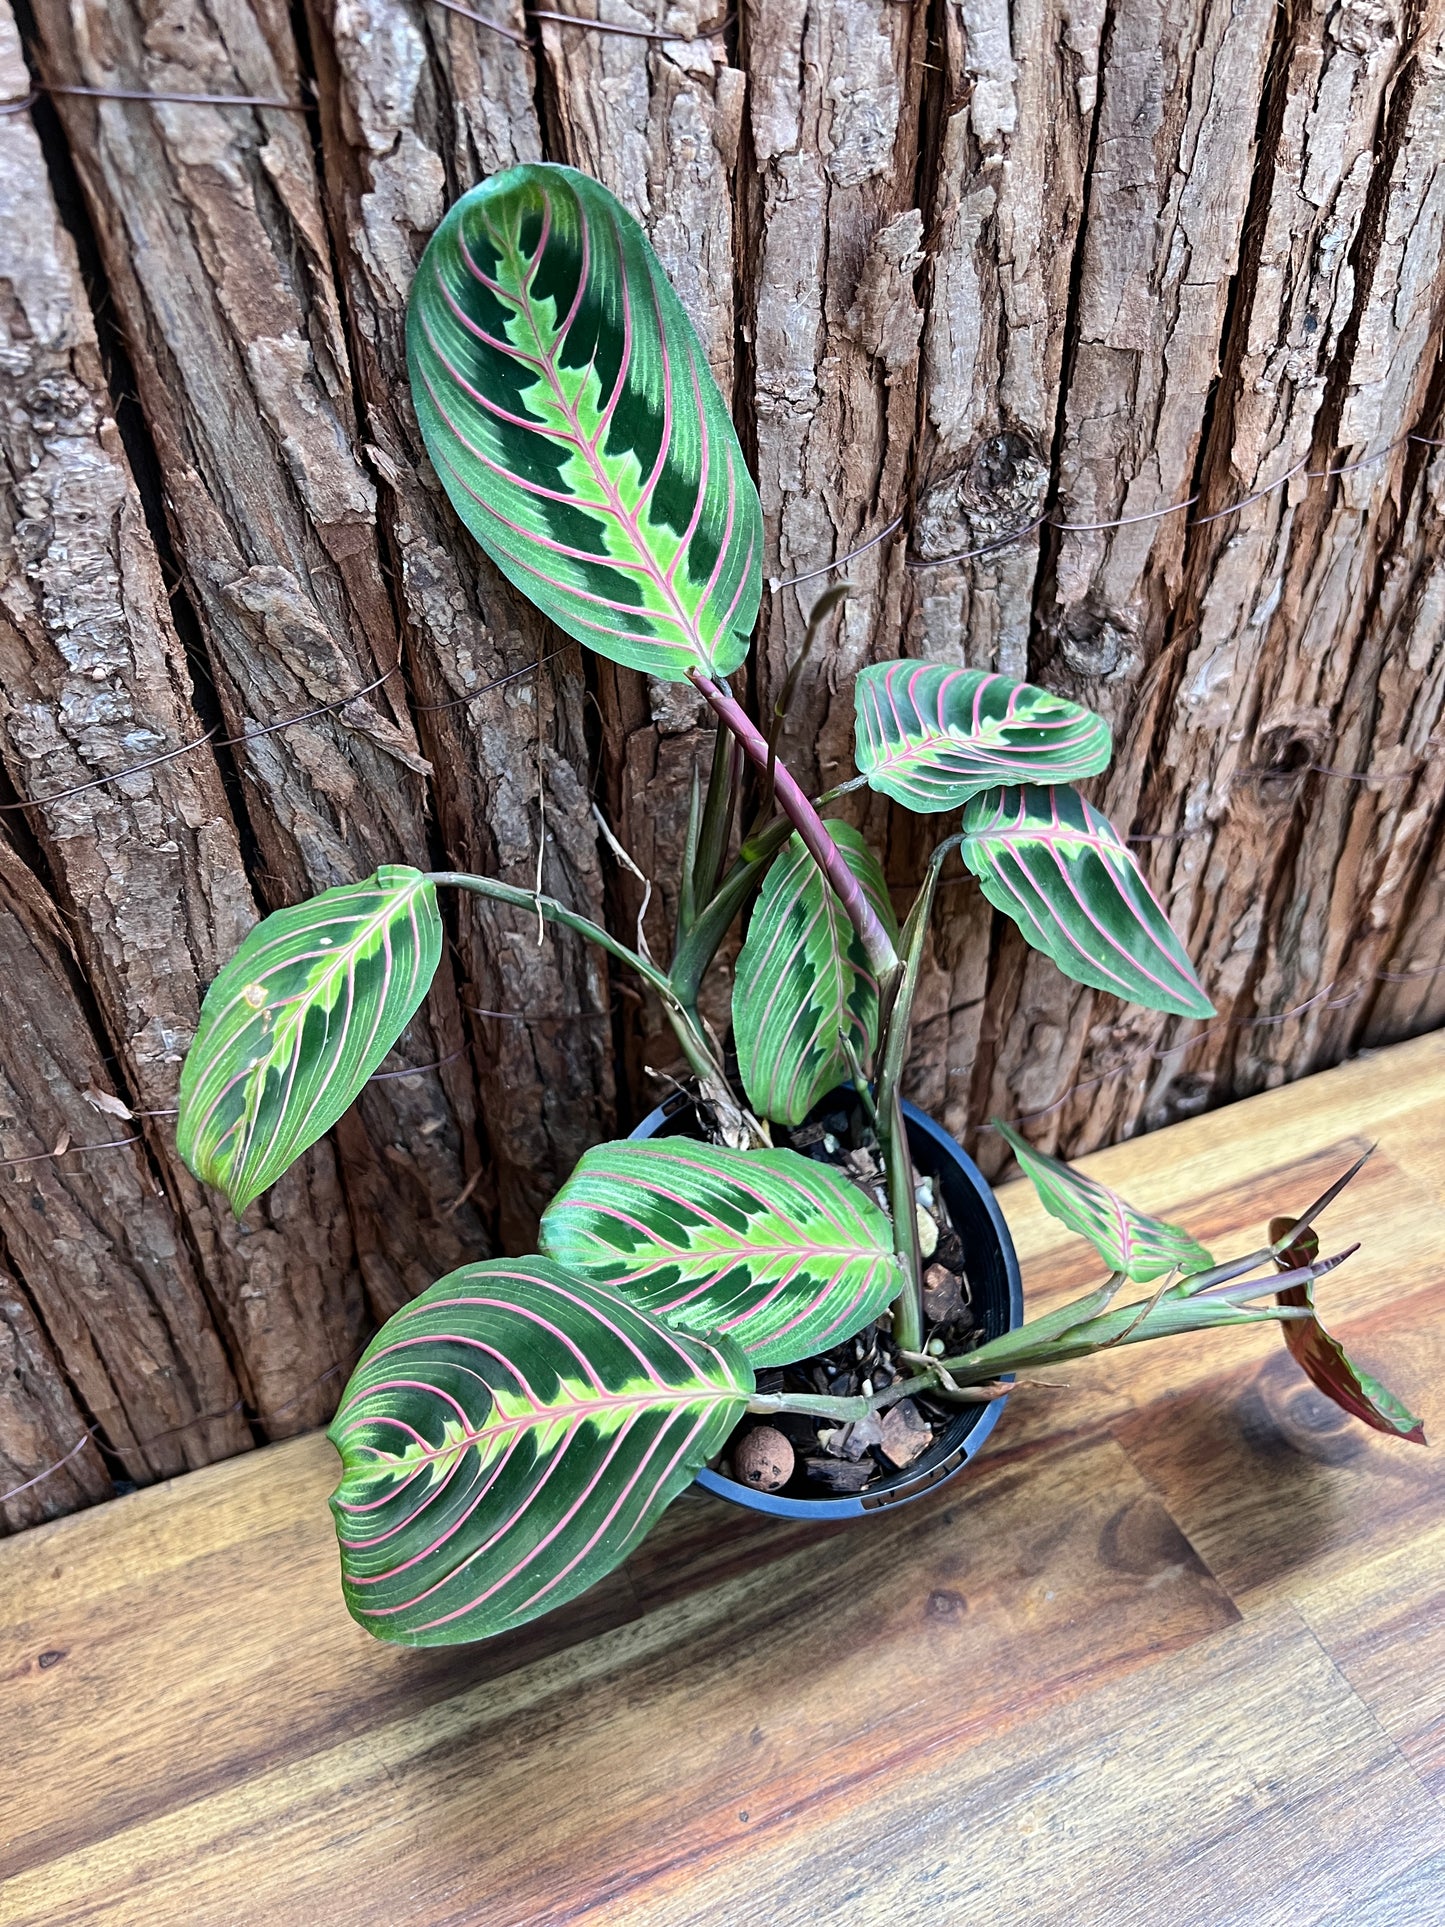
(3, 1034), (1443, 1926)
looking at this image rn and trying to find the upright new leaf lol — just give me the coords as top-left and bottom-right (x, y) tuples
(1270, 1217), (1426, 1443)
(732, 823), (899, 1126)
(962, 785), (1214, 1018)
(994, 1120), (1213, 1283)
(178, 866), (442, 1214)
(541, 1141), (901, 1366)
(408, 163), (762, 683)
(856, 661), (1111, 812)
(329, 1257), (752, 1645)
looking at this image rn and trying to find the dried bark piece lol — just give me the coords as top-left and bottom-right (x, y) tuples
(878, 1397), (932, 1469)
(804, 1455), (876, 1493)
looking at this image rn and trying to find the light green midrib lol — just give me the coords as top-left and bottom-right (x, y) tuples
(496, 214), (713, 666)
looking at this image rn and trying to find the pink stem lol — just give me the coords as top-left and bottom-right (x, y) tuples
(689, 671), (899, 980)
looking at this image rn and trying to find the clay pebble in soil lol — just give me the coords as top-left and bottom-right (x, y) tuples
(734, 1426), (795, 1492)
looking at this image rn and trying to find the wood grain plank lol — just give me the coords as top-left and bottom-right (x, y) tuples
(995, 1027), (1445, 1267)
(575, 1606), (1445, 1927)
(1314, 1847), (1445, 1927)
(0, 1433), (1235, 1922)
(0, 1034), (1439, 1925)
(1117, 1281), (1442, 1608)
(0, 1430), (639, 1880)
(1289, 1524), (1445, 1799)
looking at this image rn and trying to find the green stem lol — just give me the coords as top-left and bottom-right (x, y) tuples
(813, 774), (869, 808)
(690, 712), (738, 913)
(762, 582), (851, 821)
(745, 1371), (936, 1423)
(882, 1082), (924, 1354)
(689, 670), (900, 984)
(431, 871), (724, 1093)
(677, 760), (702, 939)
(936, 1296), (1309, 1384)
(874, 834), (964, 1127)
(667, 815), (792, 1014)
(869, 838), (966, 1357)
(838, 1035), (878, 1130)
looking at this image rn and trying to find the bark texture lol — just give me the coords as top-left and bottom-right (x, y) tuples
(26, 0), (488, 1323)
(0, 0), (1440, 1526)
(301, 0), (616, 1243)
(0, 8), (363, 1440)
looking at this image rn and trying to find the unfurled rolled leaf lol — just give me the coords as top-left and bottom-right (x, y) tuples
(540, 1141), (901, 1366)
(1270, 1216), (1426, 1443)
(329, 1257), (751, 1645)
(178, 867), (442, 1214)
(407, 163), (762, 683)
(855, 661), (1111, 812)
(995, 1119), (1213, 1283)
(732, 823), (899, 1126)
(961, 785), (1214, 1017)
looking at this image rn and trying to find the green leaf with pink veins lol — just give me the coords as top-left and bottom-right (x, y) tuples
(407, 163), (762, 683)
(541, 1140), (902, 1367)
(730, 823), (900, 1127)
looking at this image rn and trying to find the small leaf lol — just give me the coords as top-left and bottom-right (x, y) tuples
(1270, 1215), (1426, 1443)
(407, 163), (762, 684)
(855, 661), (1112, 812)
(962, 785), (1214, 1017)
(178, 866), (442, 1213)
(732, 823), (899, 1126)
(995, 1119), (1214, 1283)
(329, 1256), (751, 1644)
(541, 1140), (901, 1366)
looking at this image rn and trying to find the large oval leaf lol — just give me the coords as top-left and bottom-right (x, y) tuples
(178, 866), (442, 1213)
(855, 661), (1111, 812)
(407, 163), (762, 683)
(994, 1120), (1213, 1283)
(961, 785), (1215, 1018)
(328, 1257), (751, 1644)
(540, 1141), (901, 1366)
(732, 823), (900, 1126)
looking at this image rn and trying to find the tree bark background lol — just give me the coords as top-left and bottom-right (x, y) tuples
(1, 0), (1441, 1530)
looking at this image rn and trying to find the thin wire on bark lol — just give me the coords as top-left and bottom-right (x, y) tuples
(1, 654), (562, 813)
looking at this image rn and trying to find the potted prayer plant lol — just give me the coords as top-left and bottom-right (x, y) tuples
(176, 165), (1424, 1647)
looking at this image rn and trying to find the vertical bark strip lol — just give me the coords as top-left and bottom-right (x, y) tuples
(0, 836), (252, 1480)
(26, 0), (488, 1313)
(745, 0), (928, 795)
(0, 1269), (111, 1532)
(301, 0), (616, 1244)
(536, 3), (749, 1083)
(0, 1), (363, 1434)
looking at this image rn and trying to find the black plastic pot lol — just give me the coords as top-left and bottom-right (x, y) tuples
(629, 1092), (1024, 1519)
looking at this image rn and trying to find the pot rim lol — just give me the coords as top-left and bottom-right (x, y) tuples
(628, 1092), (1024, 1519)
